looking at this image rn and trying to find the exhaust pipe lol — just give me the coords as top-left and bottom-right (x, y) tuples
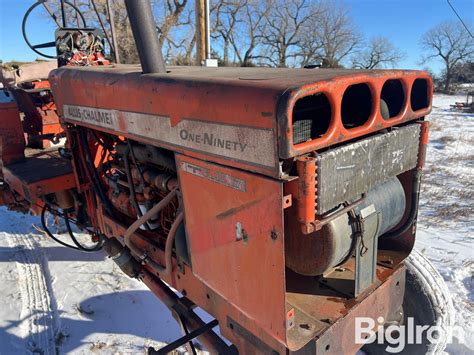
(124, 0), (166, 74)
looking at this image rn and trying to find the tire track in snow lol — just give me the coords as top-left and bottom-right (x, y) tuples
(3, 232), (60, 355)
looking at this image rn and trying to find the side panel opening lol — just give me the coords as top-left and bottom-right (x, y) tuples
(292, 93), (331, 145)
(341, 83), (372, 129)
(410, 79), (429, 111)
(381, 79), (405, 119)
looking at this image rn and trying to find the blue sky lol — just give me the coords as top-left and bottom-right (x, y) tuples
(345, 0), (473, 72)
(1, 0), (473, 74)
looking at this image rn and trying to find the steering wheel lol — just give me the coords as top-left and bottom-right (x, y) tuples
(22, 0), (87, 59)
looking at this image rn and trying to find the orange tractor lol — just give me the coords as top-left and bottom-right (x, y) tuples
(0, 1), (451, 354)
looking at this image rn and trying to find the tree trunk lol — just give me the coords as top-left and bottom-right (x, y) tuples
(223, 40), (229, 66)
(444, 68), (452, 94)
(279, 47), (287, 68)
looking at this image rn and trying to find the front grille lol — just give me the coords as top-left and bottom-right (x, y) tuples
(292, 118), (313, 144)
(292, 93), (331, 145)
(315, 124), (421, 214)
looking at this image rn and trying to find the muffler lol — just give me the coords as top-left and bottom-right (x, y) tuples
(285, 177), (406, 276)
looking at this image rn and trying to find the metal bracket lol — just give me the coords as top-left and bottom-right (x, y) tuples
(283, 194), (292, 209)
(354, 205), (380, 296)
(317, 204), (381, 298)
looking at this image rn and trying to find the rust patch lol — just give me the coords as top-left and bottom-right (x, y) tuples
(325, 297), (357, 316)
(336, 133), (345, 142)
(216, 198), (263, 220)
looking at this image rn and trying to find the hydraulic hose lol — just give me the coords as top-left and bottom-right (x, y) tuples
(41, 204), (80, 250)
(124, 187), (177, 247)
(123, 188), (179, 274)
(122, 144), (151, 231)
(138, 211), (183, 275)
(64, 209), (103, 252)
(41, 204), (102, 252)
(79, 129), (116, 218)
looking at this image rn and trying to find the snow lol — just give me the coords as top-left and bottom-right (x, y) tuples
(0, 213), (184, 354)
(416, 94), (474, 353)
(0, 93), (472, 354)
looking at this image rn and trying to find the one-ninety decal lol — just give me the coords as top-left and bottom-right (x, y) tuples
(63, 104), (276, 168)
(179, 129), (247, 153)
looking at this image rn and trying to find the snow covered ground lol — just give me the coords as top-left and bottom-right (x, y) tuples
(0, 215), (185, 354)
(416, 94), (474, 354)
(0, 94), (472, 354)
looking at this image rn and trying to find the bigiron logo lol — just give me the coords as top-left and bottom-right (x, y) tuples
(179, 129), (247, 152)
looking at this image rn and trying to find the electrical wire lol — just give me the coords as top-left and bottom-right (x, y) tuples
(447, 0), (474, 38)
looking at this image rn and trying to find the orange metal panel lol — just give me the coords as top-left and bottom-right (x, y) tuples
(2, 168), (75, 203)
(1, 149), (75, 203)
(278, 71), (432, 158)
(295, 156), (316, 234)
(176, 154), (287, 346)
(418, 120), (430, 169)
(0, 100), (25, 165)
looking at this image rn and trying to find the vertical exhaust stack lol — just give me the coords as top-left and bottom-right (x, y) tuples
(124, 0), (166, 74)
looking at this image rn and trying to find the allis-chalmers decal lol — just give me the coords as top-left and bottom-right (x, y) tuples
(63, 104), (276, 168)
(66, 105), (115, 126)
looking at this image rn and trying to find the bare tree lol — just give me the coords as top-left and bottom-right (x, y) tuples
(317, 1), (360, 67)
(208, 0), (360, 68)
(258, 0), (320, 68)
(211, 0), (248, 66)
(103, 0), (139, 64)
(351, 37), (405, 69)
(44, 0), (361, 68)
(154, 0), (190, 47)
(298, 1), (360, 68)
(155, 1), (195, 64)
(229, 0), (269, 66)
(421, 20), (474, 93)
(210, 0), (269, 67)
